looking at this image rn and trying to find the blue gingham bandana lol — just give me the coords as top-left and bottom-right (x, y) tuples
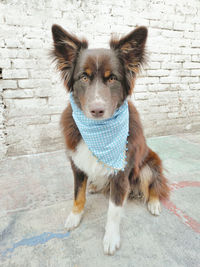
(70, 93), (129, 172)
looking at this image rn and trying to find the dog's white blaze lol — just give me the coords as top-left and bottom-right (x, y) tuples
(103, 200), (123, 255)
(69, 140), (115, 190)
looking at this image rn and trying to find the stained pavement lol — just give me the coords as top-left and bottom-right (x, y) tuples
(0, 133), (200, 266)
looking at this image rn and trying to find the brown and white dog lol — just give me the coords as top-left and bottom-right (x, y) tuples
(51, 24), (170, 255)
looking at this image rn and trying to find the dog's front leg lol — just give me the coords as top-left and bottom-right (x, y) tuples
(65, 160), (88, 231)
(103, 172), (130, 255)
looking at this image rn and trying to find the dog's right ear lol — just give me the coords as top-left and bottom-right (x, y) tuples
(51, 24), (88, 91)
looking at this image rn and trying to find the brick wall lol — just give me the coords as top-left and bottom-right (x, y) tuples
(0, 0), (200, 159)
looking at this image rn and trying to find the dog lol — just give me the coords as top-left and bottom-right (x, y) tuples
(51, 24), (170, 255)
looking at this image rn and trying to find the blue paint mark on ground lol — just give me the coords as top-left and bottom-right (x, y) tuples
(0, 231), (70, 258)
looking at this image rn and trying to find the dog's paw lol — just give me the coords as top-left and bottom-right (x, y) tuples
(148, 199), (161, 216)
(64, 211), (83, 231)
(103, 229), (120, 255)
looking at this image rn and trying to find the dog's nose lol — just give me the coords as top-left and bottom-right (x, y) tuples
(90, 107), (105, 118)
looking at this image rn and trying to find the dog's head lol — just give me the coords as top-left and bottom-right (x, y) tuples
(51, 25), (147, 120)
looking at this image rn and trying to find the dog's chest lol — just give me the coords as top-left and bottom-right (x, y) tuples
(69, 140), (115, 184)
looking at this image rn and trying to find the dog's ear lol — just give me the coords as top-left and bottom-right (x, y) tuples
(51, 24), (88, 91)
(110, 27), (147, 94)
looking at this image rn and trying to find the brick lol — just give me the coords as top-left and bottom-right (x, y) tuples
(182, 47), (199, 55)
(161, 62), (182, 69)
(1, 80), (18, 89)
(183, 62), (200, 69)
(12, 98), (47, 108)
(191, 70), (200, 76)
(147, 70), (169, 76)
(2, 69), (29, 79)
(162, 30), (183, 38)
(191, 40), (200, 48)
(11, 59), (37, 69)
(134, 93), (148, 100)
(4, 39), (21, 48)
(160, 76), (181, 84)
(0, 59), (11, 68)
(181, 77), (199, 83)
(23, 39), (43, 49)
(174, 23), (194, 31)
(148, 84), (168, 92)
(18, 79), (38, 88)
(7, 116), (50, 126)
(189, 84), (200, 90)
(3, 89), (34, 99)
(192, 55), (199, 62)
(137, 77), (159, 85)
(134, 85), (148, 93)
(34, 88), (51, 97)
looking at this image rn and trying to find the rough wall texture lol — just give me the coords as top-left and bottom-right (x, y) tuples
(0, 0), (200, 159)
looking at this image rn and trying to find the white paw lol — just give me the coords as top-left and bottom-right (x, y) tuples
(103, 228), (120, 255)
(148, 199), (161, 216)
(64, 211), (83, 231)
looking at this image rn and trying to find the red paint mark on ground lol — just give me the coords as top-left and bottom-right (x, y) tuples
(162, 181), (200, 234)
(170, 181), (200, 191)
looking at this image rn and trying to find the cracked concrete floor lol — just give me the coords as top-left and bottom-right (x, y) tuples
(0, 133), (200, 267)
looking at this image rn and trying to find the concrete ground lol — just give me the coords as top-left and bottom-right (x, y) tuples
(0, 133), (200, 267)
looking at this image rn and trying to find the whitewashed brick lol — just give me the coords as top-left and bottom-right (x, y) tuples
(12, 98), (47, 108)
(3, 89), (34, 99)
(11, 59), (37, 69)
(191, 40), (200, 48)
(183, 62), (200, 69)
(182, 47), (199, 55)
(189, 84), (200, 90)
(137, 77), (159, 84)
(192, 55), (199, 62)
(148, 84), (168, 92)
(162, 30), (183, 38)
(34, 88), (51, 97)
(1, 80), (18, 89)
(23, 39), (43, 49)
(191, 70), (200, 76)
(162, 62), (182, 69)
(147, 70), (169, 76)
(160, 77), (180, 83)
(0, 59), (11, 68)
(18, 79), (39, 88)
(134, 93), (148, 100)
(4, 39), (21, 48)
(181, 77), (199, 83)
(174, 22), (194, 31)
(2, 69), (29, 79)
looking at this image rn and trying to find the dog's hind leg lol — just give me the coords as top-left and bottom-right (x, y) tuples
(65, 160), (88, 231)
(139, 148), (169, 216)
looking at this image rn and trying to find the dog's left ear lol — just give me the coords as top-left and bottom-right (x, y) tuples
(51, 24), (88, 91)
(110, 27), (147, 94)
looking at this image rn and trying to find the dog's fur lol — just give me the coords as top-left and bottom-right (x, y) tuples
(51, 24), (170, 255)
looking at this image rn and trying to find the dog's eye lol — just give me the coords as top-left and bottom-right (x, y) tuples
(108, 75), (117, 83)
(81, 74), (89, 82)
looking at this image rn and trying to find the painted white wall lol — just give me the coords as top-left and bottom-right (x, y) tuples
(0, 0), (200, 158)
